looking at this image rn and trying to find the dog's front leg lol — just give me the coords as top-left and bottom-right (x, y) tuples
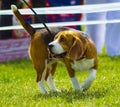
(65, 62), (83, 92)
(46, 63), (61, 92)
(70, 76), (83, 91)
(47, 73), (61, 92)
(82, 69), (96, 91)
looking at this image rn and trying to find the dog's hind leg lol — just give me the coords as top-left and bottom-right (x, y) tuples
(45, 62), (61, 92)
(35, 60), (48, 94)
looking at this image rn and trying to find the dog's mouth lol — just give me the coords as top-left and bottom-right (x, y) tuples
(50, 52), (67, 58)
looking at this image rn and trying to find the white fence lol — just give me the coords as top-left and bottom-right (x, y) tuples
(0, 3), (120, 62)
(1, 3), (120, 30)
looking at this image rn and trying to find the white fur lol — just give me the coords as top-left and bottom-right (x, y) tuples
(37, 60), (47, 94)
(47, 74), (61, 92)
(70, 77), (83, 91)
(70, 59), (96, 91)
(71, 58), (94, 71)
(49, 39), (65, 54)
(11, 5), (17, 12)
(82, 69), (96, 90)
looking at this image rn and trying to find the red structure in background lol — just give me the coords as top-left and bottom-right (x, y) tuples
(0, 37), (30, 62)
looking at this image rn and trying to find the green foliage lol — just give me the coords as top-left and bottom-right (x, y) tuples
(0, 53), (120, 107)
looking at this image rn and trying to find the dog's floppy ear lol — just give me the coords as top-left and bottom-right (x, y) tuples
(68, 37), (83, 60)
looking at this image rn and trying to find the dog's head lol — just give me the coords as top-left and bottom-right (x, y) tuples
(48, 30), (84, 60)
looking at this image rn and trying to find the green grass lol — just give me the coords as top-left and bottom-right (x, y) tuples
(0, 52), (120, 107)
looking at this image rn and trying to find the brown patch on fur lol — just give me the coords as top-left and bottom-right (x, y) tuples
(68, 37), (83, 60)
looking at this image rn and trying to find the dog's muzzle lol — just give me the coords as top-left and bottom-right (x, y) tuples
(48, 44), (67, 58)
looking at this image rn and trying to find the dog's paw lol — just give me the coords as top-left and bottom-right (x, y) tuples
(52, 89), (61, 93)
(41, 89), (48, 94)
(56, 89), (61, 93)
(75, 87), (83, 92)
(81, 84), (91, 91)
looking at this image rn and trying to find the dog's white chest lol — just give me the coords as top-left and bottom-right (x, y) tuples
(71, 58), (94, 71)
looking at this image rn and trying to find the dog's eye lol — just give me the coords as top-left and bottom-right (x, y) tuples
(60, 37), (65, 42)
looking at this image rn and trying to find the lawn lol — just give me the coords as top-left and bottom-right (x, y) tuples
(0, 52), (120, 107)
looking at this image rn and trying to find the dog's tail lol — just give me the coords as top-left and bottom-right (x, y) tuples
(11, 5), (35, 37)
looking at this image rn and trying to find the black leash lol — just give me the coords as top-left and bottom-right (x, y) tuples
(22, 0), (52, 36)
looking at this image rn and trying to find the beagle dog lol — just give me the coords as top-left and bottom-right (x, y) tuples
(11, 5), (98, 94)
(48, 30), (98, 91)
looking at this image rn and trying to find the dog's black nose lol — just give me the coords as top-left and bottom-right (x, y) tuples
(48, 44), (53, 50)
